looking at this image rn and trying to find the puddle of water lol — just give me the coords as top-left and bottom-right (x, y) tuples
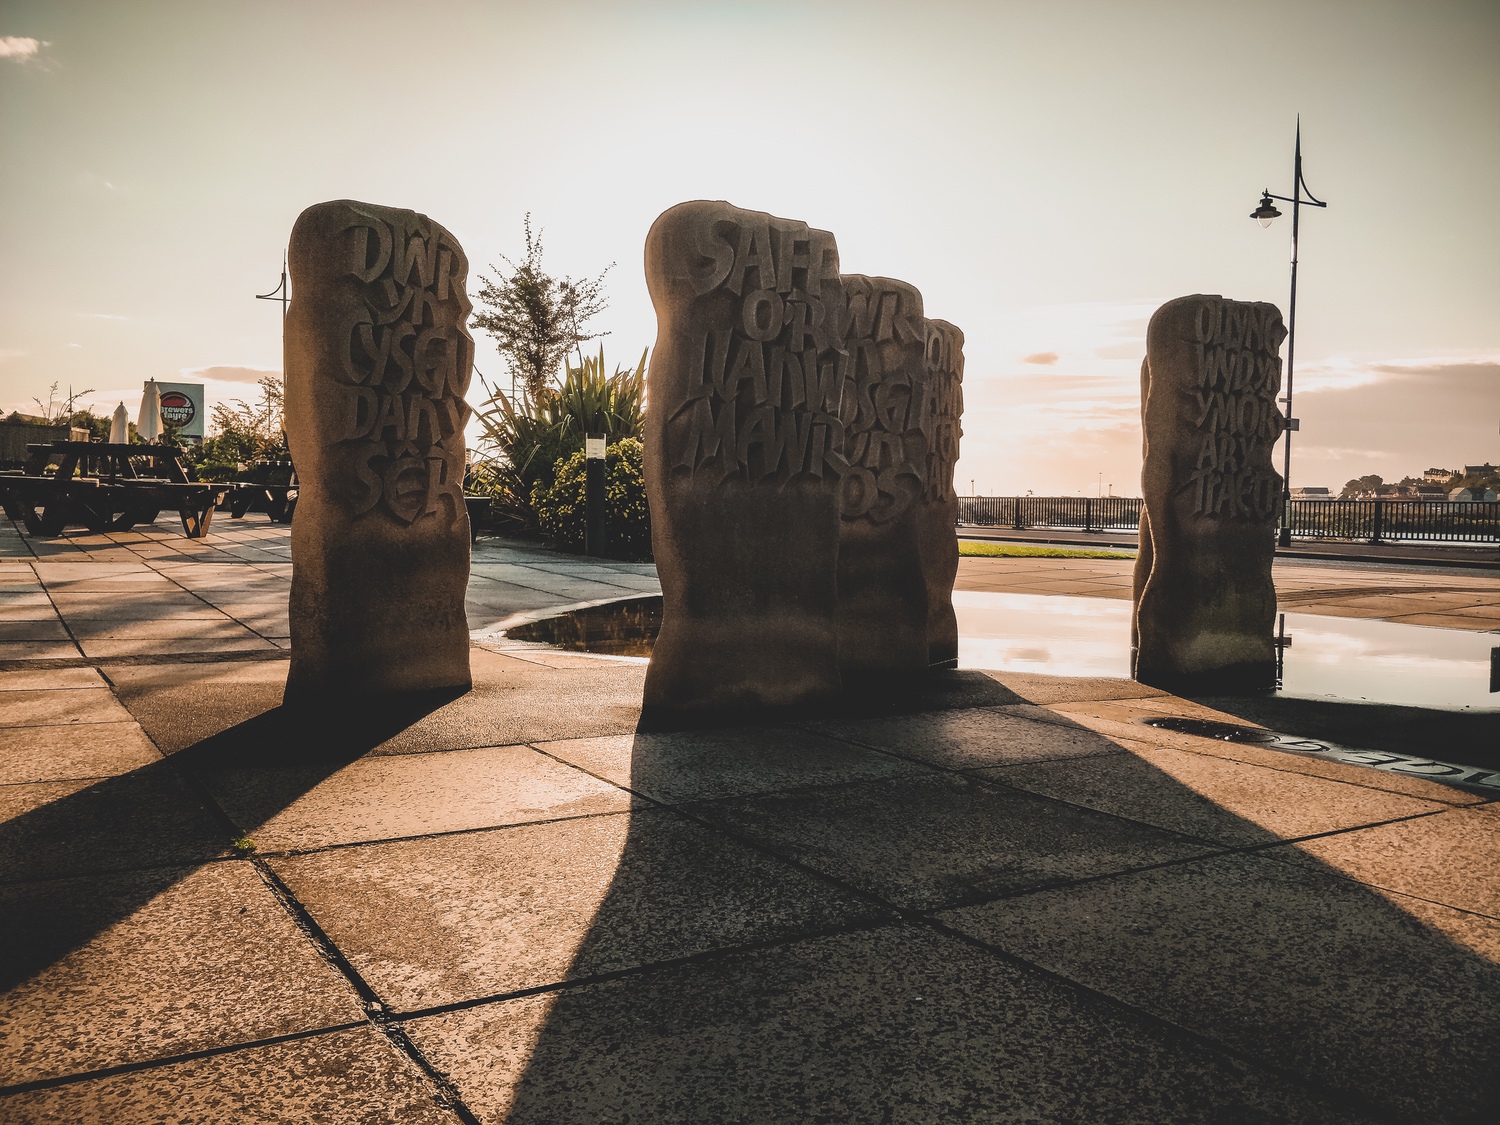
(955, 590), (1499, 712)
(504, 598), (661, 656)
(505, 591), (1500, 712)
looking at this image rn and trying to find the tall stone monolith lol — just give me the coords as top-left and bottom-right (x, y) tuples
(642, 200), (847, 715)
(1132, 294), (1286, 690)
(834, 275), (931, 679)
(284, 199), (474, 701)
(917, 318), (965, 667)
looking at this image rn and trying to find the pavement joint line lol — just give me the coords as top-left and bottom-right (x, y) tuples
(250, 806), (638, 860)
(903, 900), (1409, 1123)
(148, 733), (487, 1125)
(245, 856), (484, 1125)
(384, 916), (902, 1025)
(518, 743), (1406, 1120)
(0, 649), (290, 671)
(23, 559), (84, 664)
(0, 1020), (371, 1098)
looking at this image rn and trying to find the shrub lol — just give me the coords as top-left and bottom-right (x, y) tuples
(532, 437), (651, 560)
(473, 346), (647, 528)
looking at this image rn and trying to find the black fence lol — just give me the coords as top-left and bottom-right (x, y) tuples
(956, 496), (1500, 544)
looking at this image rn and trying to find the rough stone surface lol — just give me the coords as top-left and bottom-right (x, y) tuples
(834, 276), (930, 677)
(0, 861), (362, 1084)
(918, 319), (964, 666)
(405, 925), (1359, 1124)
(1133, 294), (1285, 689)
(0, 1028), (456, 1125)
(943, 852), (1500, 1122)
(270, 811), (885, 1011)
(642, 201), (847, 714)
(641, 202), (967, 714)
(284, 199), (473, 700)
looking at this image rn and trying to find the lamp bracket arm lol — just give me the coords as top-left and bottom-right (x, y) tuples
(1294, 166), (1328, 207)
(1263, 191), (1327, 208)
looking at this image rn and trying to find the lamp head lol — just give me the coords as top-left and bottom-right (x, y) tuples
(1251, 193), (1282, 228)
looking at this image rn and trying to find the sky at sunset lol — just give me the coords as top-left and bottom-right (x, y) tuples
(2, 0), (1497, 495)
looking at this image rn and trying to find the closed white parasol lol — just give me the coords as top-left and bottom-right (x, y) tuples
(110, 403), (129, 444)
(137, 380), (162, 443)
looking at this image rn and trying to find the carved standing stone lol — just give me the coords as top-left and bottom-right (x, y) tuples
(1132, 294), (1286, 689)
(284, 199), (473, 701)
(834, 275), (930, 678)
(642, 201), (847, 714)
(918, 319), (965, 667)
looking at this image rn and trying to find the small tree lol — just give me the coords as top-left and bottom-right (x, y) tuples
(1340, 474), (1383, 499)
(472, 215), (612, 400)
(189, 376), (287, 481)
(30, 382), (96, 425)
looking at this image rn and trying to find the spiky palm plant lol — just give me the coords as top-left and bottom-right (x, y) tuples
(472, 346), (648, 530)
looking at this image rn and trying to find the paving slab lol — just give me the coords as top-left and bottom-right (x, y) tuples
(0, 860), (363, 1084)
(0, 667), (107, 691)
(405, 924), (1363, 1124)
(1268, 802), (1500, 917)
(0, 1027), (457, 1124)
(802, 706), (1126, 770)
(0, 641), (80, 662)
(0, 767), (229, 882)
(0, 722), (162, 784)
(979, 738), (1449, 846)
(271, 810), (886, 1012)
(191, 742), (637, 853)
(0, 687), (138, 728)
(686, 772), (1211, 911)
(941, 851), (1500, 1123)
(535, 727), (925, 804)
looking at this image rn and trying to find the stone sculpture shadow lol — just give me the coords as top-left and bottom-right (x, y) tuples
(0, 690), (460, 997)
(488, 704), (1499, 1122)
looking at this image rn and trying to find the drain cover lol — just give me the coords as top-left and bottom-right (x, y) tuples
(1140, 717), (1280, 743)
(1138, 717), (1500, 793)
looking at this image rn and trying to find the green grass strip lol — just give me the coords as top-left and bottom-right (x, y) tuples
(958, 540), (1137, 560)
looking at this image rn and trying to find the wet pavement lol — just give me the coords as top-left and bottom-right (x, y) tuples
(1, 515), (1497, 1123)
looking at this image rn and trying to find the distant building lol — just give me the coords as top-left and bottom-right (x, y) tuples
(1290, 486), (1331, 499)
(1449, 486), (1498, 503)
(1423, 467), (1455, 483)
(1462, 463), (1498, 478)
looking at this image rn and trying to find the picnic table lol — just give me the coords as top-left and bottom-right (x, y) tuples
(0, 441), (234, 538)
(226, 459), (299, 523)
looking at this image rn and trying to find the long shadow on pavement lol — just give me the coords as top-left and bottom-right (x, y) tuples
(0, 691), (460, 997)
(404, 676), (1500, 1123)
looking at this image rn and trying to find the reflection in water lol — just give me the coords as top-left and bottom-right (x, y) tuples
(505, 591), (1499, 712)
(505, 598), (661, 656)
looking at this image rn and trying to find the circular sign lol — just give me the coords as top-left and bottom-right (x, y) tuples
(159, 391), (196, 427)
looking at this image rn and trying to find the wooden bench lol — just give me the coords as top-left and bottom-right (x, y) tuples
(0, 442), (234, 539)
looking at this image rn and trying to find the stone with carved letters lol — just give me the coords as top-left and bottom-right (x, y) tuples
(1132, 294), (1286, 690)
(833, 276), (931, 678)
(642, 201), (848, 715)
(284, 199), (473, 700)
(917, 318), (964, 668)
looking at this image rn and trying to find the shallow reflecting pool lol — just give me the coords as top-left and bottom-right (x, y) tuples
(506, 591), (1500, 712)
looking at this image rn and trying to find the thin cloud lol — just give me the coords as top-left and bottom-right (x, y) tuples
(180, 364), (281, 385)
(0, 36), (47, 63)
(77, 312), (129, 321)
(1022, 352), (1059, 365)
(0, 348), (26, 363)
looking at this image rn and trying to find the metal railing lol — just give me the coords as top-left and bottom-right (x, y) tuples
(956, 496), (1500, 544)
(957, 496), (1141, 533)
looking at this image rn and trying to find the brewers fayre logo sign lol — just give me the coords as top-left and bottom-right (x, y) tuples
(159, 391), (195, 427)
(153, 382), (205, 439)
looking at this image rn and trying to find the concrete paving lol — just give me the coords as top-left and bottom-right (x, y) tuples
(1, 514), (1497, 1122)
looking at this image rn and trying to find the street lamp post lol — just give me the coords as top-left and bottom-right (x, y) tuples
(1250, 117), (1328, 547)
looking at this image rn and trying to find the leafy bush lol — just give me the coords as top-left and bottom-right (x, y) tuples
(186, 376), (287, 482)
(532, 437), (651, 560)
(473, 346), (647, 528)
